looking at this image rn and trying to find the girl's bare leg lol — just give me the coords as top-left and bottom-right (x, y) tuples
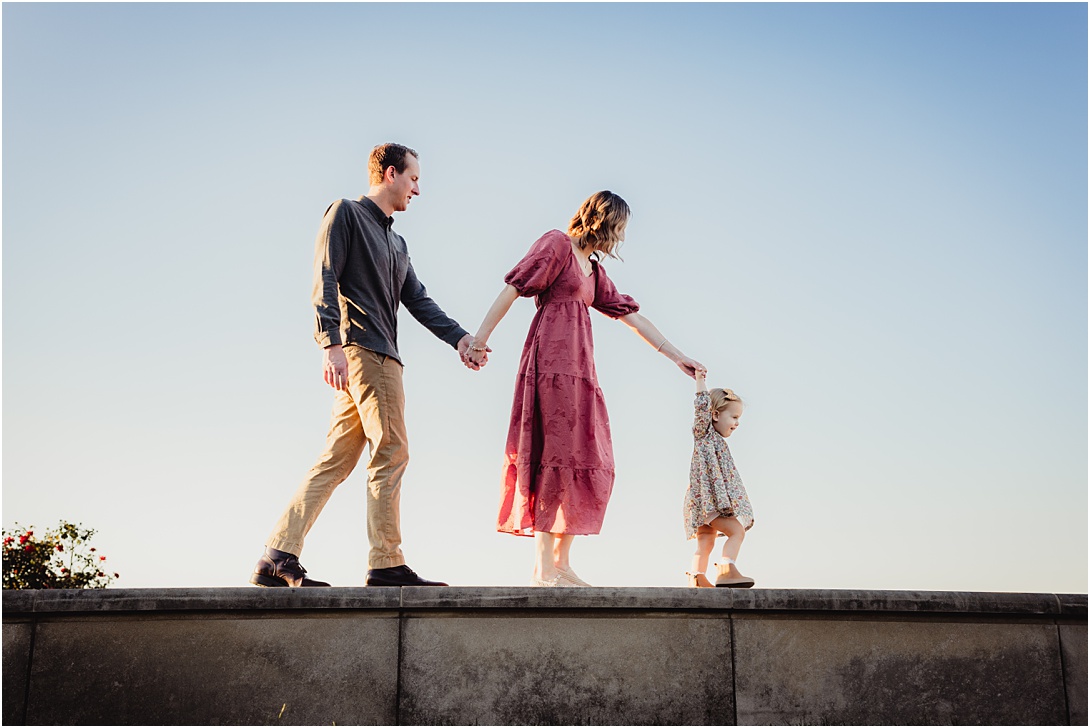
(692, 525), (717, 574)
(686, 525), (717, 587)
(709, 516), (745, 564)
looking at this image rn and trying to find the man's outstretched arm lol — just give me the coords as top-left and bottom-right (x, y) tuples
(400, 262), (482, 370)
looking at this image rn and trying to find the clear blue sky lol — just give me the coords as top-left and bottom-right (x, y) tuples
(3, 2), (1086, 593)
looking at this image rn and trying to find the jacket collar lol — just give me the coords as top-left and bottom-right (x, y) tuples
(357, 196), (394, 229)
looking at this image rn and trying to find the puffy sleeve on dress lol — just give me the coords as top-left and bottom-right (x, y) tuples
(504, 230), (570, 297)
(590, 263), (640, 319)
(693, 391), (712, 439)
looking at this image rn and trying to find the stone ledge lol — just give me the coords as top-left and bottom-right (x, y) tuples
(2, 586), (399, 614)
(3, 586), (1085, 617)
(731, 588), (1085, 616)
(3, 587), (1086, 726)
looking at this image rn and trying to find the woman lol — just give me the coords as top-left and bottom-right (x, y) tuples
(466, 191), (705, 586)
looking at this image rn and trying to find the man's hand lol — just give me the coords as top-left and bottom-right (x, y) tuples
(458, 333), (490, 371)
(323, 345), (349, 391)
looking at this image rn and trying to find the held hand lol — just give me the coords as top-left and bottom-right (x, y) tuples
(675, 355), (707, 380)
(694, 366), (708, 393)
(458, 334), (491, 371)
(323, 345), (349, 391)
(457, 334), (480, 371)
(461, 350), (483, 371)
(466, 347), (489, 368)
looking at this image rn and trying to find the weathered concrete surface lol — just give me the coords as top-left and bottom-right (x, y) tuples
(3, 587), (1086, 726)
(3, 585), (401, 613)
(401, 584), (735, 610)
(2, 620), (31, 726)
(730, 587), (1066, 615)
(400, 613), (732, 725)
(1062, 624), (1088, 725)
(23, 613), (400, 725)
(734, 618), (1065, 726)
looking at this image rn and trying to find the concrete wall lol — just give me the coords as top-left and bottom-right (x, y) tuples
(3, 588), (1085, 726)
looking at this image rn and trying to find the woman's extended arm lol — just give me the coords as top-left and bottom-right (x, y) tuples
(466, 284), (521, 365)
(619, 312), (706, 379)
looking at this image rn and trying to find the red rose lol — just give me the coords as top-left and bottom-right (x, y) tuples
(23, 544), (34, 552)
(113, 573), (120, 578)
(99, 556), (106, 561)
(55, 544), (64, 552)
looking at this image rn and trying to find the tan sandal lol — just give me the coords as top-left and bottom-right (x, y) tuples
(530, 576), (560, 587)
(686, 571), (714, 588)
(714, 562), (755, 588)
(556, 567), (591, 587)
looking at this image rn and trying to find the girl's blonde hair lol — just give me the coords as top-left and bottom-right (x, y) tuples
(568, 191), (630, 260)
(709, 388), (743, 413)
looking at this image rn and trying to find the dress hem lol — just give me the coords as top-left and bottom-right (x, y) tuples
(496, 527), (604, 537)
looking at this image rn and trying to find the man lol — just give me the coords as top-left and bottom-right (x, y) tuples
(251, 143), (484, 588)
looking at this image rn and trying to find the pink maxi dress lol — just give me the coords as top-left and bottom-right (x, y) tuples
(497, 230), (640, 536)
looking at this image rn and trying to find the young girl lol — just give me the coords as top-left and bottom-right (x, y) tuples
(685, 370), (755, 588)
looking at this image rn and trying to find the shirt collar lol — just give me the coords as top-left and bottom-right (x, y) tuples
(358, 196), (394, 229)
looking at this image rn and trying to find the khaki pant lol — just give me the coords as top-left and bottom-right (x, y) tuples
(267, 346), (408, 569)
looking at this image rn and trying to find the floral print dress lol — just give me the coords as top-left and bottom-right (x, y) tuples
(684, 391), (755, 539)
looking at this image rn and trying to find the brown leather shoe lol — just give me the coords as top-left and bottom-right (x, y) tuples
(250, 547), (330, 587)
(365, 565), (447, 587)
(714, 562), (755, 589)
(686, 572), (714, 588)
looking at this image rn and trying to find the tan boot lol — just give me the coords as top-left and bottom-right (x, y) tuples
(714, 562), (755, 588)
(686, 572), (714, 588)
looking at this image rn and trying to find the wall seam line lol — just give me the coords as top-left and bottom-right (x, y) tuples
(22, 615), (37, 725)
(1054, 604), (1071, 725)
(395, 588), (404, 726)
(729, 609), (739, 726)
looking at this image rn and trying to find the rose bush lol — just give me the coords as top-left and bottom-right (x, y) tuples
(2, 521), (118, 589)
